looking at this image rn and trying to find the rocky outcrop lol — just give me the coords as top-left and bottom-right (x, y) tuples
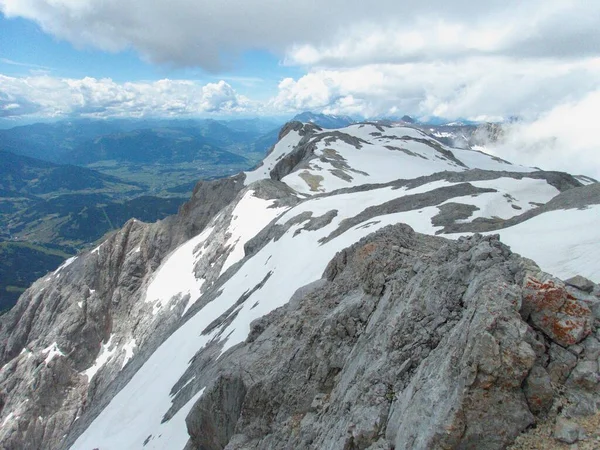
(169, 225), (600, 450)
(268, 128), (367, 182)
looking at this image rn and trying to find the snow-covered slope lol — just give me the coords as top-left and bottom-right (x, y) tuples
(71, 124), (598, 449)
(245, 122), (533, 195)
(487, 205), (600, 281)
(1, 121), (598, 450)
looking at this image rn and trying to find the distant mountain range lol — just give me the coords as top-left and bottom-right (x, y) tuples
(0, 118), (282, 165)
(0, 150), (141, 196)
(292, 112), (356, 128)
(0, 150), (187, 311)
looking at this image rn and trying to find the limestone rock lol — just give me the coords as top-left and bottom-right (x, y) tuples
(522, 276), (593, 347)
(186, 375), (247, 450)
(565, 276), (596, 294)
(524, 365), (554, 415)
(548, 343), (578, 385)
(554, 417), (587, 444)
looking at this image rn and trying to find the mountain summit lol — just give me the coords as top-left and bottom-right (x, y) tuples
(291, 112), (355, 129)
(0, 121), (599, 450)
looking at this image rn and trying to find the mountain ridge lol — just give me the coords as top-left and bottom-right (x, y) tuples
(0, 121), (598, 450)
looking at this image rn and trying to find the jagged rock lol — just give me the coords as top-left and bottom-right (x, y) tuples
(582, 335), (600, 361)
(567, 361), (600, 392)
(547, 343), (578, 384)
(186, 375), (247, 450)
(565, 276), (596, 294)
(554, 417), (587, 444)
(0, 175), (247, 450)
(168, 228), (589, 450)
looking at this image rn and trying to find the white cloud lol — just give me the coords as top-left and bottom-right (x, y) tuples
(1, 0), (598, 70)
(284, 2), (600, 67)
(485, 89), (600, 180)
(2, 0), (599, 122)
(269, 58), (600, 120)
(0, 75), (251, 118)
(0, 57), (51, 70)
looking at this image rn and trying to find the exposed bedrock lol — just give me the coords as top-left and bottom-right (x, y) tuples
(178, 225), (598, 450)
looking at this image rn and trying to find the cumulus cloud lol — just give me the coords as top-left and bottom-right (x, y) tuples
(269, 58), (600, 120)
(3, 0), (600, 120)
(0, 75), (251, 118)
(485, 89), (600, 180)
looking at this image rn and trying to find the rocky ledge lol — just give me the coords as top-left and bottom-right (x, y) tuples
(173, 225), (599, 449)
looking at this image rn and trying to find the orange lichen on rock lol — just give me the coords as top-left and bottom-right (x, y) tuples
(524, 279), (567, 312)
(357, 243), (378, 260)
(523, 277), (592, 347)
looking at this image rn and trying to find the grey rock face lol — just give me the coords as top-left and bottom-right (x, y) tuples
(186, 375), (247, 450)
(173, 226), (599, 450)
(548, 343), (578, 384)
(524, 365), (554, 416)
(320, 183), (496, 243)
(0, 175), (246, 450)
(439, 181), (599, 235)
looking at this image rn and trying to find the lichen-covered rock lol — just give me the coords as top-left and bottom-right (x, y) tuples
(522, 277), (593, 347)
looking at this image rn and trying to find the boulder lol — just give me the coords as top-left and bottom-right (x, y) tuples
(554, 417), (587, 444)
(565, 275), (596, 294)
(522, 277), (593, 347)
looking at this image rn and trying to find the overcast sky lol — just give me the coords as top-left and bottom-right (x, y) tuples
(1, 0), (599, 175)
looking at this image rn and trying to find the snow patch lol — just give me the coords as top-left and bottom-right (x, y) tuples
(490, 205), (600, 283)
(145, 226), (214, 316)
(83, 335), (116, 381)
(54, 256), (77, 275)
(42, 342), (64, 365)
(442, 177), (559, 222)
(244, 129), (303, 185)
(121, 339), (137, 369)
(219, 191), (288, 276)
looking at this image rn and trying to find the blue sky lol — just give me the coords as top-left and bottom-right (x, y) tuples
(0, 14), (305, 102)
